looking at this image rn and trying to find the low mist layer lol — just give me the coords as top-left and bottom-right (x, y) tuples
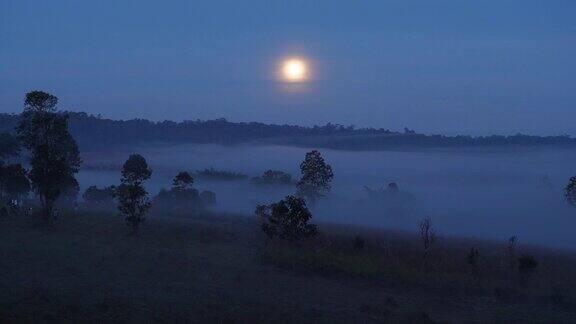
(78, 144), (576, 250)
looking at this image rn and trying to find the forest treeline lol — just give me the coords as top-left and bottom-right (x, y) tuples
(1, 112), (574, 151)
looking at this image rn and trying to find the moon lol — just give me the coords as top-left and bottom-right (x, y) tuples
(280, 58), (309, 82)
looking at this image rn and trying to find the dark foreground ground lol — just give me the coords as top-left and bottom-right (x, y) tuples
(1, 210), (575, 323)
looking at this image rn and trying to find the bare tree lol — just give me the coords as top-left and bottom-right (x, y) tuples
(507, 236), (517, 270)
(419, 217), (435, 259)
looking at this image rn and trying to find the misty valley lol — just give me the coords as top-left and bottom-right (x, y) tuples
(3, 93), (576, 323)
(79, 143), (576, 250)
(4, 1), (576, 321)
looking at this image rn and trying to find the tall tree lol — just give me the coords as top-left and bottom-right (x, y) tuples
(16, 91), (81, 223)
(296, 150), (334, 204)
(116, 154), (152, 234)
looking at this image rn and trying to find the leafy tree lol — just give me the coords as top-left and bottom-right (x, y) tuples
(257, 195), (318, 241)
(0, 163), (30, 204)
(16, 91), (81, 223)
(116, 154), (152, 234)
(172, 171), (194, 190)
(296, 150), (333, 203)
(121, 154), (152, 185)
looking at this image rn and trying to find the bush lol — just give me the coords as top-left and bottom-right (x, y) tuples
(518, 255), (538, 274)
(257, 195), (318, 242)
(251, 170), (293, 186)
(82, 185), (116, 205)
(467, 247), (480, 273)
(194, 168), (247, 181)
(353, 235), (365, 251)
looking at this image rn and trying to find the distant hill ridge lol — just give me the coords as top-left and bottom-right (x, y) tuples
(0, 112), (574, 151)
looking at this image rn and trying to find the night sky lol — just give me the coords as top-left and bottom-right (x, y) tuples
(1, 0), (575, 135)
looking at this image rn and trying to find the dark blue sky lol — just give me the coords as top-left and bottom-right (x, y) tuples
(1, 0), (575, 135)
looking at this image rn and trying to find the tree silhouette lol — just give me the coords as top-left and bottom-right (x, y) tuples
(116, 154), (152, 234)
(296, 150), (333, 204)
(172, 171), (194, 190)
(257, 195), (318, 241)
(251, 170), (292, 186)
(16, 91), (81, 223)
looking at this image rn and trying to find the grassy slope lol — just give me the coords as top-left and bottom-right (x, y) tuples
(1, 211), (575, 323)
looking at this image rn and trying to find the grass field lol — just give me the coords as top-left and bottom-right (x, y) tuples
(1, 209), (575, 323)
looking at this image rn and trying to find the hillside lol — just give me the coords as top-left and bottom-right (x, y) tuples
(1, 112), (574, 151)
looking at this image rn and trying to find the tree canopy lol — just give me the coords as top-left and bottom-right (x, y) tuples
(296, 150), (334, 203)
(257, 195), (318, 241)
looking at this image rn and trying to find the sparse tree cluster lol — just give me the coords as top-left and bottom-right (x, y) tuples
(153, 171), (216, 214)
(251, 170), (293, 186)
(83, 185), (116, 206)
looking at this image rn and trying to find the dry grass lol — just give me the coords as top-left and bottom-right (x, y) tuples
(0, 209), (575, 323)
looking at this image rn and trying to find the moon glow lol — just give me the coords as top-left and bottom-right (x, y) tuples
(280, 58), (309, 82)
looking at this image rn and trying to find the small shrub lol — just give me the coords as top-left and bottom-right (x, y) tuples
(82, 185), (116, 205)
(507, 236), (517, 270)
(518, 254), (538, 274)
(353, 235), (365, 252)
(467, 247), (480, 269)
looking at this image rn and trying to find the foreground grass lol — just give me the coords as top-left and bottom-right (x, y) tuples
(1, 210), (575, 323)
